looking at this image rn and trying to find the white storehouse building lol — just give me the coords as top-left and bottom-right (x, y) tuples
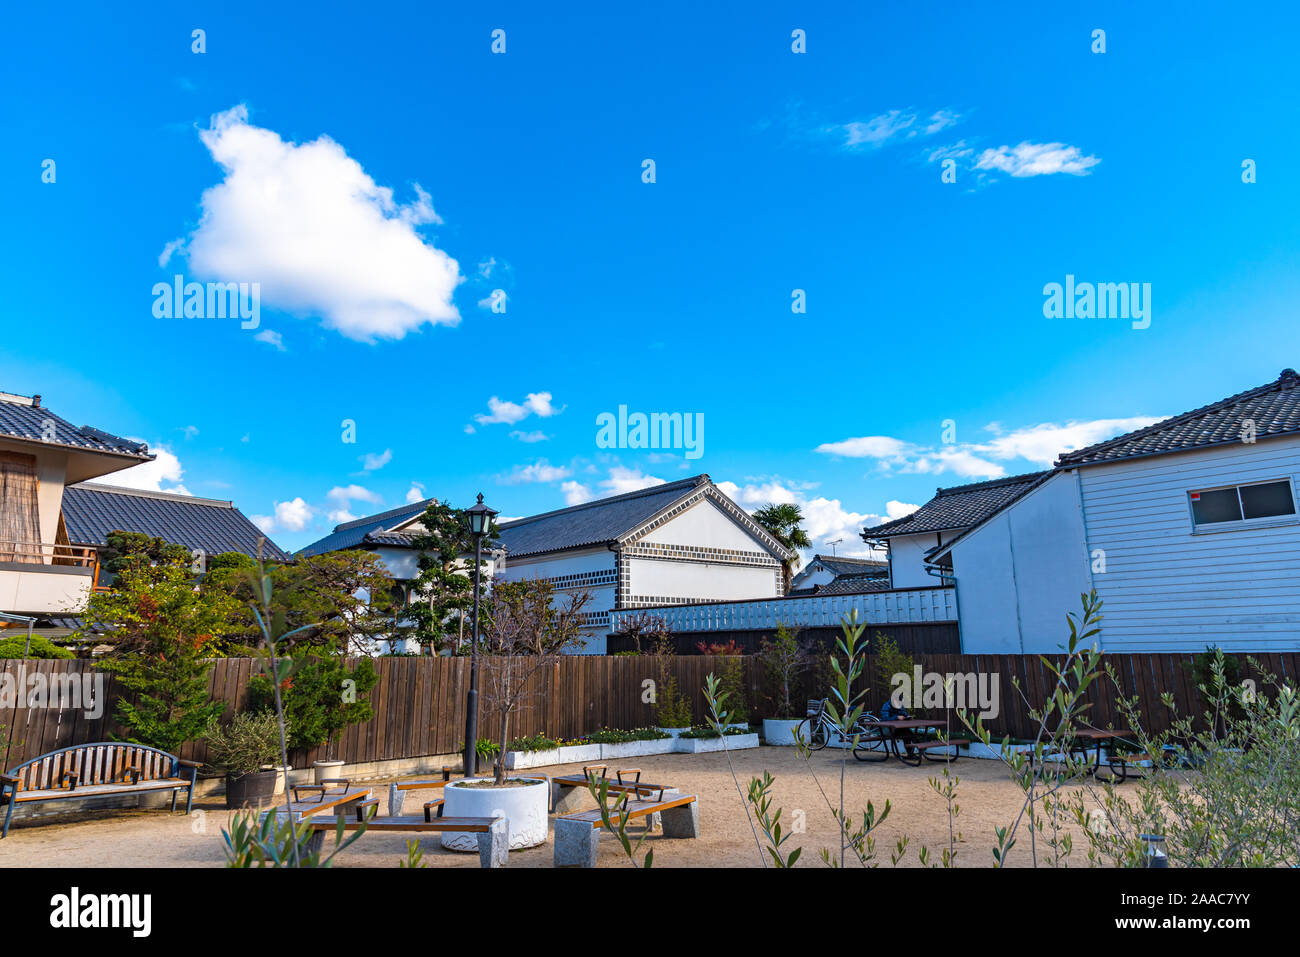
(299, 474), (794, 653)
(867, 368), (1300, 654)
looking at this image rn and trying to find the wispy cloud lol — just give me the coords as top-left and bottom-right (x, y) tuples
(254, 329), (285, 351)
(359, 448), (392, 471)
(473, 392), (564, 426)
(510, 429), (550, 443)
(974, 141), (1100, 178)
(325, 484), (382, 522)
(501, 460), (573, 484)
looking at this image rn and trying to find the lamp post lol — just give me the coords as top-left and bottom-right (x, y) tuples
(462, 492), (497, 776)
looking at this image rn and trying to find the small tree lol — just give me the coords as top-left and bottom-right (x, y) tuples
(480, 579), (590, 785)
(751, 503), (811, 592)
(758, 624), (809, 719)
(85, 562), (241, 752)
(406, 501), (498, 653)
(613, 611), (675, 654)
(247, 651), (378, 759)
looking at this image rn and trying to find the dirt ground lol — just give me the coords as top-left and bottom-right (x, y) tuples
(0, 746), (1106, 868)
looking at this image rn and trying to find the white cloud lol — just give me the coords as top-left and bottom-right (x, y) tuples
(886, 500), (920, 520)
(253, 497), (313, 534)
(975, 141), (1100, 177)
(510, 430), (550, 443)
(254, 329), (285, 351)
(927, 140), (975, 163)
(842, 110), (916, 148)
(815, 415), (1162, 478)
(359, 449), (392, 471)
(474, 392), (563, 426)
(405, 483), (426, 504)
(599, 467), (666, 495)
(164, 104), (462, 342)
(178, 425), (199, 440)
(925, 109), (962, 135)
(325, 484), (381, 522)
(715, 478), (887, 563)
(86, 441), (190, 496)
(502, 460), (572, 484)
(561, 480), (593, 505)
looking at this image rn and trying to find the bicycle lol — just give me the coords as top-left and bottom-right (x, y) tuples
(796, 699), (891, 759)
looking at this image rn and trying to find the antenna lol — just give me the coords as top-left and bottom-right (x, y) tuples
(825, 538), (842, 556)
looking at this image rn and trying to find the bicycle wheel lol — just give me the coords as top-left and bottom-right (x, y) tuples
(797, 717), (828, 750)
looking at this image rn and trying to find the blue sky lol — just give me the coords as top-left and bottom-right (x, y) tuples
(4, 1), (1300, 556)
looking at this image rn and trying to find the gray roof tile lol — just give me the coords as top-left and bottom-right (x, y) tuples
(63, 484), (290, 561)
(0, 397), (151, 459)
(295, 499), (436, 557)
(860, 471), (1050, 539)
(1058, 368), (1300, 466)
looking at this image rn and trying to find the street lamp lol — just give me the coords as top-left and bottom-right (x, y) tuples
(462, 492), (497, 776)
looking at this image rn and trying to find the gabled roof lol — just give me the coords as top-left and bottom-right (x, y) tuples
(815, 574), (895, 596)
(295, 498), (436, 557)
(804, 554), (888, 577)
(1057, 368), (1300, 467)
(62, 483), (291, 561)
(0, 393), (151, 460)
(860, 471), (1050, 539)
(498, 474), (794, 559)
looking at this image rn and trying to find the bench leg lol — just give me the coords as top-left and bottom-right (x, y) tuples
(477, 818), (509, 868)
(660, 802), (699, 839)
(185, 769), (196, 814)
(2, 794), (12, 839)
(303, 829), (326, 857)
(552, 781), (588, 815)
(554, 817), (599, 867)
(388, 782), (406, 817)
(171, 789), (179, 813)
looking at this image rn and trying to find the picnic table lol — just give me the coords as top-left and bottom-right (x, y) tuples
(264, 780), (373, 823)
(1028, 729), (1134, 778)
(859, 718), (968, 765)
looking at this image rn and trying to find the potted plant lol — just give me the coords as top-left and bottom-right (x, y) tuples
(759, 625), (809, 745)
(441, 579), (589, 852)
(202, 711), (287, 809)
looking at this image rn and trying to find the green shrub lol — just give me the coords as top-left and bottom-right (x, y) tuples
(247, 654), (378, 756)
(506, 733), (559, 753)
(0, 635), (73, 659)
(202, 711), (286, 778)
(654, 674), (693, 728)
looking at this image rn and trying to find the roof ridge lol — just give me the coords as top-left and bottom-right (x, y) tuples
(1057, 368), (1300, 466)
(497, 474), (708, 530)
(935, 469), (1051, 496)
(334, 498), (436, 532)
(72, 483), (233, 509)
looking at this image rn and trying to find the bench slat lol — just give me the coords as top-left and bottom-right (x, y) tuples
(306, 814), (496, 833)
(561, 794), (695, 827)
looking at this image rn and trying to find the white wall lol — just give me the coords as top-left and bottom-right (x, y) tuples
(1078, 434), (1300, 652)
(950, 471), (1092, 653)
(627, 557), (776, 603)
(889, 531), (956, 588)
(495, 547), (616, 654)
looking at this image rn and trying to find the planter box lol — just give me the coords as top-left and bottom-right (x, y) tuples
(556, 744), (603, 764)
(657, 727), (691, 739)
(762, 719), (802, 746)
(505, 749), (561, 770)
(599, 739), (673, 760)
(672, 732), (760, 754)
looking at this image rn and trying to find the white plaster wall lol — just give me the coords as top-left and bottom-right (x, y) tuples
(889, 532), (952, 588)
(950, 472), (1092, 653)
(628, 557), (775, 602)
(639, 497), (770, 551)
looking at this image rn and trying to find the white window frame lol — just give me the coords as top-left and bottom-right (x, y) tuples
(1186, 477), (1300, 534)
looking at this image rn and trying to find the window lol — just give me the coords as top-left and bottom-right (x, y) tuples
(1189, 479), (1296, 527)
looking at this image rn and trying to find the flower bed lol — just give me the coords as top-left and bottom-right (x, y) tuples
(501, 725), (758, 767)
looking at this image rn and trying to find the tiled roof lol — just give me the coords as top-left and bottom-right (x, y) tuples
(860, 471), (1050, 539)
(62, 484), (290, 561)
(816, 574), (895, 596)
(1057, 368), (1300, 466)
(296, 499), (436, 557)
(0, 396), (151, 459)
(808, 554), (888, 577)
(497, 476), (709, 558)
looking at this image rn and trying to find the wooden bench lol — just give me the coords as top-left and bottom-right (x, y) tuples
(898, 738), (970, 766)
(554, 791), (698, 867)
(304, 798), (508, 867)
(1, 742), (198, 838)
(264, 781), (373, 823)
(551, 765), (671, 814)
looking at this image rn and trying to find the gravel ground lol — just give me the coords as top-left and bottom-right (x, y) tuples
(0, 745), (1105, 868)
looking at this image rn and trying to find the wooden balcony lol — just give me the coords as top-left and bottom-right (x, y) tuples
(0, 541), (98, 615)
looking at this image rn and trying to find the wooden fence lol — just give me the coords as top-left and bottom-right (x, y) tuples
(3, 651), (1297, 771)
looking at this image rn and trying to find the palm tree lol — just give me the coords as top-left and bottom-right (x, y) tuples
(752, 502), (811, 593)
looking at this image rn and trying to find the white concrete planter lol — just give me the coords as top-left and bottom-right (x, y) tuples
(657, 727), (691, 738)
(762, 719), (803, 746)
(312, 760), (345, 784)
(673, 732), (760, 753)
(556, 744), (603, 764)
(599, 739), (672, 759)
(260, 764), (292, 795)
(505, 748), (561, 770)
(440, 777), (549, 851)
